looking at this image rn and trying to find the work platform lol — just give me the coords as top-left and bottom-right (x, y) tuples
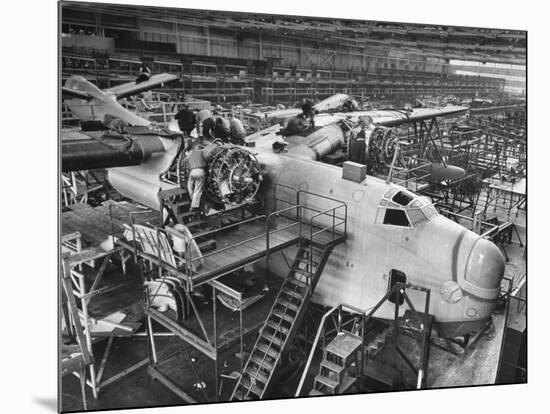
(131, 188), (348, 403)
(61, 201), (160, 400)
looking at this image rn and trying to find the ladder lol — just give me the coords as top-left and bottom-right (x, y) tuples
(158, 188), (197, 226)
(231, 239), (332, 400)
(157, 188), (216, 251)
(309, 332), (362, 396)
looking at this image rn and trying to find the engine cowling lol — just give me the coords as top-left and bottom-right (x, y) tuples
(182, 144), (262, 206)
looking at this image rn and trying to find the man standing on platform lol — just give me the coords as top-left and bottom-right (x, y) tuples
(349, 122), (368, 165)
(301, 98), (315, 129)
(186, 147), (207, 212)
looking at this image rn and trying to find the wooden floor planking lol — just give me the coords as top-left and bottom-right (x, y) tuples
(63, 201), (160, 246)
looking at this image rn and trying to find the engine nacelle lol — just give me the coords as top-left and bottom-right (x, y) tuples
(364, 125), (398, 169)
(193, 144), (262, 206)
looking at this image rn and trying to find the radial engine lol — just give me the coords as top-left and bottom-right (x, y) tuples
(181, 143), (262, 206)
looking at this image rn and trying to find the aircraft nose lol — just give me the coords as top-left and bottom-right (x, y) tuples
(463, 238), (505, 300)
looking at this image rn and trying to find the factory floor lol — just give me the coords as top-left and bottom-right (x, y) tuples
(61, 244), (525, 412)
(61, 198), (526, 412)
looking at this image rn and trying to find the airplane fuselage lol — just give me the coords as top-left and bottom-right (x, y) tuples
(253, 149), (505, 337)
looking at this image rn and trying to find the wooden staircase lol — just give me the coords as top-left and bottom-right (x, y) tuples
(309, 332), (362, 396)
(230, 239), (333, 401)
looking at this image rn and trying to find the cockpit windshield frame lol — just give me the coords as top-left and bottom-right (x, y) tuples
(376, 188), (438, 227)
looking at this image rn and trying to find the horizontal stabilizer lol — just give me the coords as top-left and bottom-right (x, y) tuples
(105, 73), (179, 100)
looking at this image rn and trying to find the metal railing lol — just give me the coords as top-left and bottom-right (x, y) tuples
(295, 303), (366, 396)
(127, 192), (346, 290)
(391, 161), (434, 192)
(298, 189), (348, 241)
(296, 282), (431, 396)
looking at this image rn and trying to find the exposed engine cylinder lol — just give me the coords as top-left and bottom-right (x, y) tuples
(363, 125), (398, 168)
(184, 144), (262, 206)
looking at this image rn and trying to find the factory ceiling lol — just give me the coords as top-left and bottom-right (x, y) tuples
(62, 2), (526, 66)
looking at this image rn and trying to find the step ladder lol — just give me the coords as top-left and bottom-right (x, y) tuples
(158, 187), (198, 226)
(231, 239), (332, 401)
(157, 187), (216, 252)
(309, 332), (362, 396)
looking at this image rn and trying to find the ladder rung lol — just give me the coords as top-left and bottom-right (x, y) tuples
(250, 355), (274, 371)
(286, 277), (308, 289)
(266, 320), (289, 335)
(241, 378), (264, 397)
(297, 257), (320, 266)
(256, 343), (280, 360)
(271, 309), (295, 324)
(245, 366), (270, 385)
(321, 359), (345, 374)
(304, 245), (325, 254)
(261, 330), (285, 348)
(280, 288), (304, 300)
(276, 298), (300, 312)
(293, 268), (313, 278)
(315, 374), (339, 389)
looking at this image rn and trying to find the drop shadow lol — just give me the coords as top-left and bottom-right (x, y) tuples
(32, 397), (57, 412)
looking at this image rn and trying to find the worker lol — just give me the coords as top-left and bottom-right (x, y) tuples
(196, 108), (212, 138)
(281, 115), (305, 137)
(214, 117), (230, 142)
(136, 62), (152, 84)
(201, 115), (216, 141)
(301, 98), (315, 129)
(349, 123), (368, 165)
(227, 113), (246, 145)
(342, 98), (358, 112)
(186, 147), (207, 212)
(174, 104), (196, 137)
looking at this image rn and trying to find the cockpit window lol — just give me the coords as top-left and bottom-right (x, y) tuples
(378, 188), (438, 227)
(392, 191), (414, 206)
(407, 208), (425, 225)
(383, 209), (410, 227)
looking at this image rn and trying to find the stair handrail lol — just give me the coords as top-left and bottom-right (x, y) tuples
(295, 303), (365, 397)
(295, 304), (340, 397)
(274, 183), (299, 210)
(298, 190), (348, 239)
(309, 204), (347, 244)
(266, 205), (303, 258)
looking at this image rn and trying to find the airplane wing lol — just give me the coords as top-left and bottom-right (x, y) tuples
(62, 86), (93, 100)
(105, 73), (180, 100)
(370, 105), (468, 127)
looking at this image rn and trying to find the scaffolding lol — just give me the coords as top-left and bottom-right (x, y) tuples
(124, 187), (348, 402)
